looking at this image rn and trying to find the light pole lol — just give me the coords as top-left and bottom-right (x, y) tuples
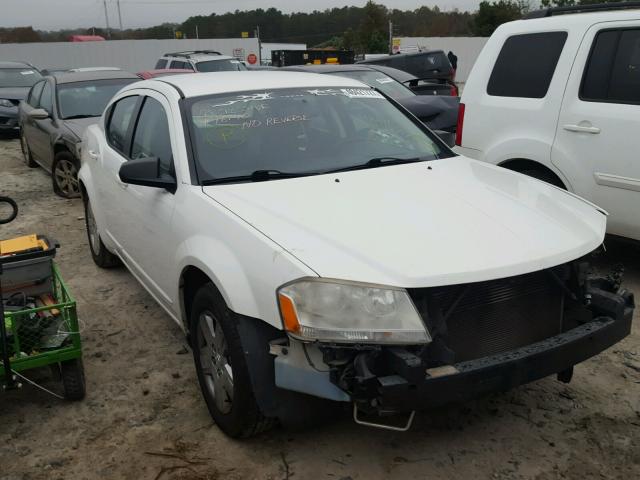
(116, 0), (124, 31)
(103, 0), (111, 39)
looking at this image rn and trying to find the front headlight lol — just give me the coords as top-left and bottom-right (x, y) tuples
(0, 99), (14, 108)
(277, 278), (431, 344)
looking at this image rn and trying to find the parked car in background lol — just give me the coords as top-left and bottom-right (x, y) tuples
(137, 69), (194, 80)
(358, 50), (456, 83)
(0, 61), (42, 133)
(457, 3), (640, 241)
(19, 70), (138, 198)
(367, 64), (459, 96)
(79, 71), (632, 438)
(155, 51), (247, 72)
(283, 64), (459, 145)
(69, 67), (122, 73)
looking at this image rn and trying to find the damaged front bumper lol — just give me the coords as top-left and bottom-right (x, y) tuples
(270, 267), (634, 422)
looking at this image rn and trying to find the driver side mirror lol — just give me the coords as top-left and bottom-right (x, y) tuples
(28, 108), (49, 120)
(119, 157), (177, 193)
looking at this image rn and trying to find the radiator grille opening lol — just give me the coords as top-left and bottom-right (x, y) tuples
(409, 270), (564, 362)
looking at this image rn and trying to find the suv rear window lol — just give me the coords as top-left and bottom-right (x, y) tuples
(155, 59), (168, 69)
(487, 32), (568, 98)
(581, 28), (640, 104)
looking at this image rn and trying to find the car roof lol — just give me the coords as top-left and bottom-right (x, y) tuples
(158, 71), (369, 98)
(52, 70), (139, 84)
(164, 54), (235, 62)
(358, 50), (446, 63)
(502, 8), (640, 32)
(0, 61), (34, 69)
(283, 64), (374, 73)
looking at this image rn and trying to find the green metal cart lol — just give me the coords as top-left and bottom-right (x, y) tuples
(0, 197), (85, 399)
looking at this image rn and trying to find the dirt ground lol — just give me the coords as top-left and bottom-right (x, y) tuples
(0, 133), (638, 480)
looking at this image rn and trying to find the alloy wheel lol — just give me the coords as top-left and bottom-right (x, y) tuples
(198, 311), (234, 414)
(54, 159), (80, 197)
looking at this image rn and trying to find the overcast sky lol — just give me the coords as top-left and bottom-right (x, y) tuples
(3, 0), (484, 30)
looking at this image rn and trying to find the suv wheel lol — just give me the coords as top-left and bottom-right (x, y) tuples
(520, 169), (566, 190)
(52, 152), (81, 198)
(20, 133), (37, 168)
(191, 283), (275, 438)
(84, 197), (120, 268)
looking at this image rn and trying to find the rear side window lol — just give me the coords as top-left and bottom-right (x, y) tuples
(170, 60), (191, 70)
(487, 32), (568, 98)
(155, 59), (168, 69)
(581, 28), (640, 104)
(131, 97), (173, 174)
(107, 96), (138, 155)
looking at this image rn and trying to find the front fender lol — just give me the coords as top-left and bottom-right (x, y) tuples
(176, 232), (315, 330)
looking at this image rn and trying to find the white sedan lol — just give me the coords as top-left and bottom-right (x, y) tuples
(78, 71), (633, 438)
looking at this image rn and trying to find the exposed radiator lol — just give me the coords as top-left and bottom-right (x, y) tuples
(409, 270), (564, 362)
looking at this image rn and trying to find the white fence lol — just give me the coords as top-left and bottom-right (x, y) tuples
(0, 38), (260, 72)
(397, 37), (489, 82)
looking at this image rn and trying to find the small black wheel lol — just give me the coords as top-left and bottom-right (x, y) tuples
(60, 358), (86, 400)
(52, 152), (81, 198)
(191, 283), (275, 438)
(84, 196), (120, 268)
(520, 169), (566, 189)
(20, 132), (37, 168)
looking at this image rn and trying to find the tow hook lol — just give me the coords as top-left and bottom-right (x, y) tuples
(352, 404), (416, 432)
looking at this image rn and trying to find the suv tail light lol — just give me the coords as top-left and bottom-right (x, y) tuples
(455, 103), (465, 147)
(450, 83), (459, 96)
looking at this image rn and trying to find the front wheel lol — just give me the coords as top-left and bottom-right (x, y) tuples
(52, 152), (81, 198)
(191, 284), (275, 438)
(84, 196), (120, 268)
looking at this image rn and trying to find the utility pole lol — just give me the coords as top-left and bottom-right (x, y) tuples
(255, 25), (262, 65)
(388, 20), (393, 55)
(196, 25), (199, 39)
(103, 0), (111, 39)
(116, 0), (124, 31)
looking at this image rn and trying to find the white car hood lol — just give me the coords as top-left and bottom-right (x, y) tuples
(203, 156), (606, 288)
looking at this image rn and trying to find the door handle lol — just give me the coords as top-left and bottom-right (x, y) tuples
(563, 124), (601, 134)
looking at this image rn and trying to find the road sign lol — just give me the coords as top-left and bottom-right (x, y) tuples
(241, 31), (249, 38)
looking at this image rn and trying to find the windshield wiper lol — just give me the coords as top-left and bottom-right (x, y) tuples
(324, 156), (426, 174)
(63, 114), (98, 120)
(202, 169), (314, 186)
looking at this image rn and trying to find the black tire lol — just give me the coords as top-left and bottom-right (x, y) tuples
(191, 283), (275, 438)
(83, 196), (121, 268)
(20, 132), (37, 168)
(520, 169), (566, 189)
(60, 358), (86, 400)
(52, 152), (81, 198)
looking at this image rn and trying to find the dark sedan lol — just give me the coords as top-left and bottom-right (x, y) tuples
(18, 70), (138, 198)
(0, 61), (42, 133)
(282, 64), (459, 146)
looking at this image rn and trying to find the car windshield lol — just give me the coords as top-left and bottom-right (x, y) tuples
(57, 78), (136, 119)
(196, 59), (247, 72)
(0, 68), (42, 87)
(188, 87), (451, 183)
(327, 71), (414, 99)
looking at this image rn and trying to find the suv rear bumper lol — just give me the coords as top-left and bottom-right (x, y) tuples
(362, 308), (633, 412)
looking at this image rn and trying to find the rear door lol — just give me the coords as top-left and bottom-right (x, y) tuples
(552, 22), (640, 240)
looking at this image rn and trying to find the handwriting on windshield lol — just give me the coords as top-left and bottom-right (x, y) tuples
(242, 114), (309, 129)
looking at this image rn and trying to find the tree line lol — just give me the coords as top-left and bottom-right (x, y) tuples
(0, 1), (635, 51)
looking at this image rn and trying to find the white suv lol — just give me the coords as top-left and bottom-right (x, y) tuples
(154, 50), (247, 72)
(457, 4), (640, 241)
(78, 71), (633, 437)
